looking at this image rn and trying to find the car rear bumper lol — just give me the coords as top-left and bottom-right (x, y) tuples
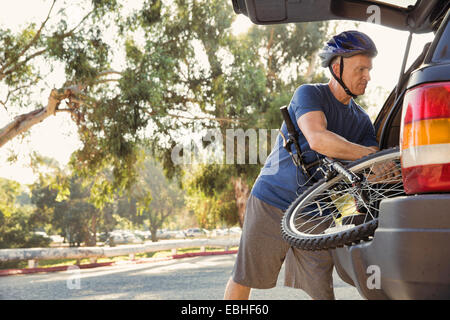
(331, 194), (450, 300)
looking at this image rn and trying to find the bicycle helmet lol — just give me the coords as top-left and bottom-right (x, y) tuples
(319, 30), (378, 98)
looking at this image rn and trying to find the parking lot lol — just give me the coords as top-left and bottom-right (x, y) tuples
(41, 227), (243, 247)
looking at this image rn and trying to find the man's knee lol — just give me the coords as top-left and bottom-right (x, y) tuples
(224, 277), (251, 300)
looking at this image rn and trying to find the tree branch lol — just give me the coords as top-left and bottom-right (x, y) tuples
(96, 69), (122, 78)
(0, 0), (56, 75)
(143, 105), (244, 124)
(92, 78), (120, 86)
(0, 83), (34, 110)
(0, 87), (73, 148)
(165, 112), (244, 124)
(1, 49), (47, 80)
(59, 7), (96, 38)
(0, 3), (98, 82)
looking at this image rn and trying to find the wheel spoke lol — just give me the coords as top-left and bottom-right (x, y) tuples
(288, 150), (403, 237)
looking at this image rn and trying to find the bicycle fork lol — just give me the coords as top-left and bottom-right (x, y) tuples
(321, 157), (371, 218)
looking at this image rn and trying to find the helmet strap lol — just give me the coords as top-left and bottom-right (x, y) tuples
(329, 56), (357, 99)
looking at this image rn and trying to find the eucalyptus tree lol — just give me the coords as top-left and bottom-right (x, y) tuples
(180, 7), (330, 226)
(0, 0), (234, 193)
(1, 0), (329, 227)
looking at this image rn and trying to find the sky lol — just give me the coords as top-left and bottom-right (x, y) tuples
(0, 1), (435, 184)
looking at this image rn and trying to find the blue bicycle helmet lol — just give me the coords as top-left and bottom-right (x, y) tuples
(319, 30), (378, 98)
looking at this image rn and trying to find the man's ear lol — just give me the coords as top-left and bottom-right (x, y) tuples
(331, 60), (341, 78)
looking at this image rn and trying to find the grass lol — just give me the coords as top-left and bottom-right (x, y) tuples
(0, 246), (239, 270)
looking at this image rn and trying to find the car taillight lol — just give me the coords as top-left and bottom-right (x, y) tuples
(400, 82), (450, 194)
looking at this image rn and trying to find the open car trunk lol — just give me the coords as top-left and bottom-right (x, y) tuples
(232, 0), (450, 300)
(232, 0), (447, 33)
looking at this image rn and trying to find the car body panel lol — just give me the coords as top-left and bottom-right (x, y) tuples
(407, 63), (450, 89)
(332, 195), (450, 299)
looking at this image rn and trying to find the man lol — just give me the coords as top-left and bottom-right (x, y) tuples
(224, 30), (380, 300)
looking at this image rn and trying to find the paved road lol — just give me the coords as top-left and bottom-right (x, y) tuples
(0, 253), (362, 300)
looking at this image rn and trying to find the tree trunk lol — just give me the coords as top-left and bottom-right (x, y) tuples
(150, 225), (158, 242)
(305, 50), (318, 82)
(231, 177), (250, 227)
(87, 213), (97, 246)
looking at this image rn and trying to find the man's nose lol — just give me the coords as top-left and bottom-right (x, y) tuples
(363, 70), (371, 82)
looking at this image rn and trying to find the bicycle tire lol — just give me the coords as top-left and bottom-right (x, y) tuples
(281, 147), (403, 251)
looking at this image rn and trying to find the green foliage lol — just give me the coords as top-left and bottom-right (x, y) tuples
(141, 0), (162, 26)
(26, 152), (185, 245)
(0, 178), (51, 251)
(2, 0), (330, 231)
(176, 3), (329, 226)
(0, 210), (51, 250)
(191, 188), (239, 229)
(28, 153), (131, 247)
(188, 164), (230, 198)
(30, 173), (98, 247)
(0, 178), (22, 217)
(131, 155), (185, 241)
(184, 164), (240, 228)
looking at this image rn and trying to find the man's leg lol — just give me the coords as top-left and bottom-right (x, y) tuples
(225, 195), (290, 298)
(224, 277), (251, 300)
(284, 247), (335, 300)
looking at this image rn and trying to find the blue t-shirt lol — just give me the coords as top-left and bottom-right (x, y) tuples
(251, 83), (378, 211)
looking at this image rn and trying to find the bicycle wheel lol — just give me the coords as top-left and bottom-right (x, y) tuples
(281, 147), (404, 251)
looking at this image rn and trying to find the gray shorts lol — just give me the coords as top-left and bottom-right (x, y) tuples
(232, 194), (335, 300)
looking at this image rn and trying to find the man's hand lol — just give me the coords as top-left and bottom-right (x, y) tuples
(366, 160), (402, 183)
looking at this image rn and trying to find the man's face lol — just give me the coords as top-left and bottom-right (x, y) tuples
(340, 54), (373, 96)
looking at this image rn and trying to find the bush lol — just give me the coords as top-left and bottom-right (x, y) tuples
(26, 234), (52, 248)
(0, 209), (51, 249)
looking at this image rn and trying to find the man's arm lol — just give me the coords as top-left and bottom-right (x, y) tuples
(298, 111), (378, 161)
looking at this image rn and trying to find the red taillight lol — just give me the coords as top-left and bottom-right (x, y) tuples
(400, 82), (450, 194)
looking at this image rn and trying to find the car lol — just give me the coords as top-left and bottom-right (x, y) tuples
(166, 230), (187, 239)
(229, 227), (242, 235)
(184, 228), (207, 237)
(232, 0), (450, 299)
(211, 227), (241, 237)
(156, 229), (172, 239)
(105, 230), (144, 245)
(32, 231), (50, 238)
(134, 230), (152, 240)
(49, 235), (64, 243)
(211, 228), (228, 237)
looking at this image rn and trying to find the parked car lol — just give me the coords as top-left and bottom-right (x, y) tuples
(134, 230), (152, 240)
(229, 227), (242, 235)
(166, 230), (187, 239)
(184, 228), (207, 237)
(211, 227), (242, 237)
(156, 229), (172, 239)
(32, 231), (49, 237)
(49, 235), (64, 243)
(211, 228), (228, 237)
(105, 230), (144, 245)
(232, 0), (450, 299)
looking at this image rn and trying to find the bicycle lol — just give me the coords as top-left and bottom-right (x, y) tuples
(281, 147), (404, 251)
